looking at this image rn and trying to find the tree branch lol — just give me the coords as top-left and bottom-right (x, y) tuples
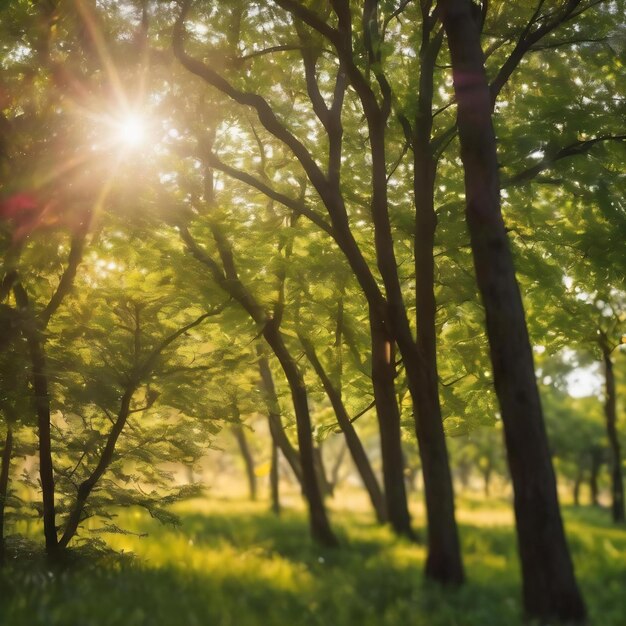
(173, 0), (331, 199)
(237, 44), (306, 62)
(41, 222), (91, 328)
(489, 0), (585, 106)
(503, 134), (626, 187)
(206, 153), (334, 236)
(350, 399), (376, 423)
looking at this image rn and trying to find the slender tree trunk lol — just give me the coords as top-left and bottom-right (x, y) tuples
(404, 460), (420, 494)
(411, 12), (464, 583)
(370, 311), (415, 538)
(484, 463), (492, 498)
(299, 332), (388, 524)
(184, 218), (336, 544)
(590, 449), (601, 507)
(361, 108), (461, 573)
(59, 388), (134, 548)
(31, 339), (59, 555)
(232, 424), (257, 501)
(573, 468), (582, 507)
(257, 350), (303, 484)
(13, 284), (58, 554)
(329, 441), (347, 493)
(390, 301), (461, 575)
(457, 460), (471, 490)
(411, 156), (463, 578)
(602, 344), (625, 523)
(409, 364), (462, 578)
(340, 310), (409, 530)
(313, 443), (333, 498)
(0, 425), (13, 563)
(263, 323), (337, 547)
(207, 226), (333, 545)
(361, 118), (421, 544)
(270, 438), (280, 515)
(440, 1), (585, 620)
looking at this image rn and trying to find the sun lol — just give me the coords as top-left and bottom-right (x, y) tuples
(115, 114), (146, 147)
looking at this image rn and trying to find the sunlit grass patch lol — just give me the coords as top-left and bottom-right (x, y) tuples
(1, 498), (625, 626)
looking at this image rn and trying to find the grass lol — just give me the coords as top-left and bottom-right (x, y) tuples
(0, 495), (624, 626)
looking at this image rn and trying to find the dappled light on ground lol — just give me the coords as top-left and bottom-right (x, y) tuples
(1, 497), (624, 626)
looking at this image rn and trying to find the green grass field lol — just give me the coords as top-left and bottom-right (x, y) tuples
(1, 495), (624, 626)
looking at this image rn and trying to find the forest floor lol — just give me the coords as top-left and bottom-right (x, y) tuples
(0, 494), (624, 626)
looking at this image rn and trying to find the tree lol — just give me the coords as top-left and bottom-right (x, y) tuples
(176, 141), (338, 545)
(295, 296), (387, 523)
(506, 109), (625, 523)
(440, 0), (586, 620)
(172, 0), (461, 578)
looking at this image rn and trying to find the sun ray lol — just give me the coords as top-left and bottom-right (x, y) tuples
(73, 0), (129, 110)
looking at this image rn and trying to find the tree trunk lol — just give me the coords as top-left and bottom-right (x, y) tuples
(270, 438), (280, 515)
(362, 95), (461, 576)
(299, 332), (388, 524)
(484, 463), (492, 498)
(263, 323), (337, 547)
(313, 443), (333, 498)
(406, 359), (462, 578)
(404, 459), (421, 494)
(411, 156), (463, 579)
(573, 468), (582, 507)
(59, 387), (135, 548)
(410, 11), (464, 583)
(590, 449), (602, 507)
(31, 339), (58, 555)
(232, 424), (257, 501)
(0, 425), (13, 563)
(602, 344), (625, 523)
(329, 441), (347, 493)
(13, 284), (58, 555)
(440, 1), (585, 620)
(370, 311), (415, 538)
(182, 220), (336, 545)
(257, 350), (303, 485)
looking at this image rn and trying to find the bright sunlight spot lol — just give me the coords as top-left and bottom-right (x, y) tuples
(115, 114), (146, 147)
